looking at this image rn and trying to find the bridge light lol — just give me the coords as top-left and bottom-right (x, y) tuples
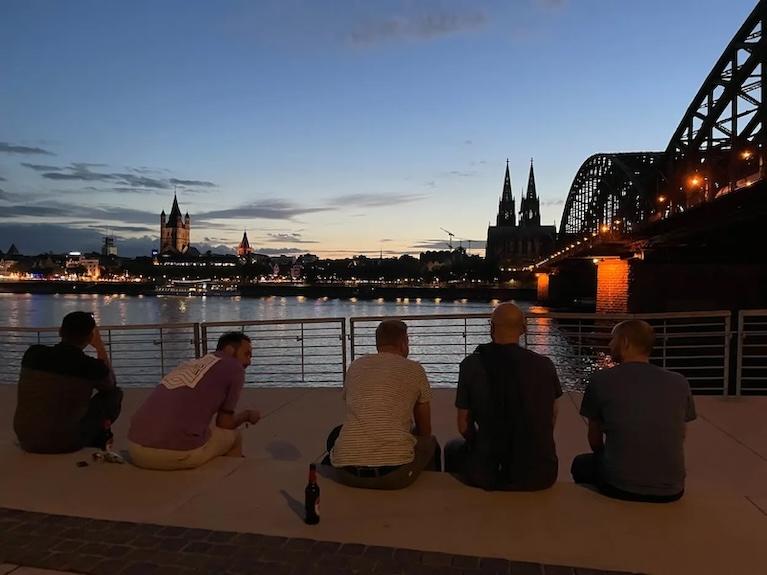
(657, 195), (667, 203)
(689, 176), (702, 187)
(600, 224), (609, 233)
(741, 150), (753, 160)
(592, 258), (600, 264)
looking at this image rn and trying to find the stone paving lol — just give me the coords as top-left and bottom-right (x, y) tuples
(0, 508), (641, 575)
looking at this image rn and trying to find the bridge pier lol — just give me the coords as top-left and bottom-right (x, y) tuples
(595, 258), (629, 313)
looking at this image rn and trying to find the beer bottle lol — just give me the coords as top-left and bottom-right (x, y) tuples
(304, 463), (320, 525)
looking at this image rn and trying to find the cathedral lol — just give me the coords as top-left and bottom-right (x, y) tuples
(485, 160), (557, 267)
(160, 194), (191, 255)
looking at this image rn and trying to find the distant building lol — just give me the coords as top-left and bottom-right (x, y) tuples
(65, 252), (101, 279)
(102, 235), (117, 257)
(237, 231), (252, 258)
(6, 244), (19, 257)
(485, 160), (556, 267)
(160, 194), (191, 255)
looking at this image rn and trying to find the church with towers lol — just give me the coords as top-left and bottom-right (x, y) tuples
(160, 194), (191, 255)
(485, 159), (556, 267)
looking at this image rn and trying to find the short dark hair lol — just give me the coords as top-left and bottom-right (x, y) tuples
(60, 311), (96, 346)
(216, 332), (251, 351)
(613, 320), (655, 355)
(375, 320), (408, 348)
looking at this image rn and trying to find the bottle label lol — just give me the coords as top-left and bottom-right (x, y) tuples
(315, 498), (320, 517)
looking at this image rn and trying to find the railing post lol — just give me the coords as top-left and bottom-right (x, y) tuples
(463, 317), (468, 357)
(193, 323), (201, 359)
(200, 323), (209, 355)
(735, 311), (744, 396)
(159, 327), (165, 377)
(300, 323), (305, 383)
(340, 319), (347, 380)
(349, 319), (356, 362)
(107, 329), (113, 362)
(723, 314), (731, 396)
(661, 320), (667, 369)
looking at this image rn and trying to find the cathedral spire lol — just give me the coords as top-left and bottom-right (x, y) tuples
(526, 158), (537, 200)
(496, 159), (516, 227)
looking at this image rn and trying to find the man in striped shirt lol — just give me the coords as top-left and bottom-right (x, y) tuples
(327, 319), (440, 489)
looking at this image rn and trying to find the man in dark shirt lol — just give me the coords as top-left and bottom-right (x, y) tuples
(445, 302), (562, 491)
(14, 311), (123, 454)
(572, 320), (696, 503)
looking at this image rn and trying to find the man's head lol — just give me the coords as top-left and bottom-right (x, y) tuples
(490, 302), (526, 344)
(609, 320), (655, 363)
(375, 319), (409, 357)
(59, 311), (96, 348)
(216, 332), (252, 368)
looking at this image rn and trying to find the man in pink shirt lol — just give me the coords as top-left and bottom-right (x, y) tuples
(128, 332), (260, 470)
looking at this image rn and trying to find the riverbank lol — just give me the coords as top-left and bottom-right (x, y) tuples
(0, 280), (153, 296)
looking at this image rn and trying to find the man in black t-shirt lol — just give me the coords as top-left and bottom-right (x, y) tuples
(14, 311), (123, 454)
(445, 302), (562, 490)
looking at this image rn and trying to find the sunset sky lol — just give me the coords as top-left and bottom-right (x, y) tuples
(0, 0), (756, 257)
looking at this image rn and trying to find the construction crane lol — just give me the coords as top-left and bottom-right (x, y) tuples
(440, 228), (455, 250)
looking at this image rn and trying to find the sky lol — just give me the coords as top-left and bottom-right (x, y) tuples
(0, 0), (758, 257)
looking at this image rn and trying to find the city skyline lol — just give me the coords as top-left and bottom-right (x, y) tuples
(0, 0), (757, 257)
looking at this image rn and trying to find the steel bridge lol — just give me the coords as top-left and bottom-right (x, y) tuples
(553, 1), (767, 258)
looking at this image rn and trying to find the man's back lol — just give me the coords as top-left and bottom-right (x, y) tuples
(14, 343), (112, 453)
(331, 352), (431, 467)
(128, 353), (244, 451)
(580, 362), (696, 496)
(456, 343), (562, 490)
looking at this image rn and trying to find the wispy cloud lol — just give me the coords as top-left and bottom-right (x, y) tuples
(266, 232), (318, 244)
(349, 9), (487, 45)
(411, 238), (486, 250)
(252, 247), (306, 255)
(169, 178), (216, 188)
(448, 170), (478, 177)
(0, 142), (54, 155)
(537, 0), (567, 8)
(326, 193), (427, 208)
(541, 198), (564, 206)
(0, 189), (26, 202)
(198, 200), (330, 221)
(21, 163), (62, 172)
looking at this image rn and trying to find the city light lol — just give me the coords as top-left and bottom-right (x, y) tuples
(689, 175), (702, 187)
(600, 224), (609, 233)
(658, 195), (667, 203)
(741, 150), (753, 160)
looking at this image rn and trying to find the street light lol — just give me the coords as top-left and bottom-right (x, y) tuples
(657, 195), (667, 203)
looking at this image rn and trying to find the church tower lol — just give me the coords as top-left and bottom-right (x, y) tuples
(519, 159), (541, 227)
(237, 230), (252, 257)
(496, 160), (516, 227)
(160, 193), (191, 255)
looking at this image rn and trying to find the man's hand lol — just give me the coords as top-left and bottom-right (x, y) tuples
(90, 327), (110, 364)
(245, 409), (261, 425)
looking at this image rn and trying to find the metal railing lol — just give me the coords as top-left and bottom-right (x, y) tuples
(0, 323), (200, 386)
(350, 311), (732, 394)
(200, 318), (346, 387)
(0, 311), (746, 394)
(736, 310), (767, 395)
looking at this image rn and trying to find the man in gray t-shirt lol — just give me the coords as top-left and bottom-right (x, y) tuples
(573, 320), (696, 502)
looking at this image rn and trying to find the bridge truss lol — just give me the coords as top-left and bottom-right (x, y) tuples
(559, 1), (767, 240)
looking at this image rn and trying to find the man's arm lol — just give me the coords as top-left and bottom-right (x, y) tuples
(87, 327), (116, 390)
(216, 408), (260, 430)
(457, 408), (474, 440)
(413, 402), (432, 437)
(587, 418), (604, 452)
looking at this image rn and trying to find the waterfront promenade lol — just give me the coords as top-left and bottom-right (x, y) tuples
(0, 385), (765, 575)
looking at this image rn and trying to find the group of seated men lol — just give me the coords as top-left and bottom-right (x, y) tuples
(13, 303), (696, 503)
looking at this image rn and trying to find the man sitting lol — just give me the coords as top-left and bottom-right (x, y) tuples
(128, 332), (260, 470)
(326, 319), (440, 489)
(14, 311), (123, 454)
(572, 320), (697, 503)
(444, 302), (562, 491)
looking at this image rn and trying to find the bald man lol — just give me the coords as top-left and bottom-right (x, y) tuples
(572, 320), (696, 503)
(444, 302), (563, 491)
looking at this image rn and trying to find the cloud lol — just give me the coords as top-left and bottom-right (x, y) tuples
(0, 200), (158, 226)
(448, 170), (478, 177)
(198, 200), (330, 221)
(169, 178), (216, 187)
(464, 139), (473, 145)
(349, 9), (487, 45)
(0, 176), (6, 182)
(266, 232), (318, 244)
(0, 142), (54, 155)
(326, 193), (427, 208)
(424, 181), (436, 188)
(21, 162), (63, 172)
(537, 0), (567, 7)
(410, 238), (486, 250)
(541, 198), (564, 206)
(252, 247), (306, 255)
(0, 189), (25, 203)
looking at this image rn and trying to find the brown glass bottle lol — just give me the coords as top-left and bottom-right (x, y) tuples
(304, 463), (320, 525)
